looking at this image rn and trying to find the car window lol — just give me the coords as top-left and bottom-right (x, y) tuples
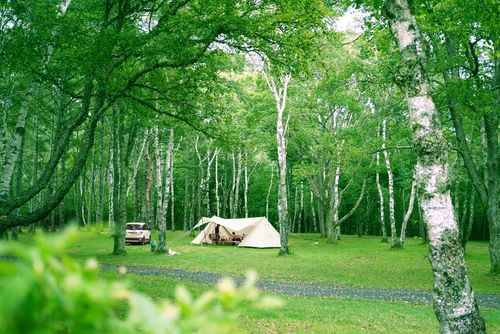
(143, 224), (149, 230)
(126, 225), (139, 230)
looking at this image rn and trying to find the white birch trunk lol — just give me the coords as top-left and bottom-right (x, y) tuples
(233, 148), (242, 217)
(108, 141), (114, 228)
(310, 190), (317, 232)
(376, 154), (388, 242)
(382, 119), (397, 247)
(384, 0), (485, 330)
(0, 106), (7, 168)
(215, 148), (220, 216)
(229, 150), (236, 218)
(264, 69), (291, 255)
(331, 163), (341, 242)
(298, 182), (304, 233)
(126, 129), (148, 198)
(266, 164), (274, 219)
(170, 153), (175, 231)
(399, 169), (417, 248)
(153, 127), (163, 230)
(157, 128), (173, 253)
(204, 146), (216, 216)
(0, 87), (32, 200)
(292, 185), (299, 232)
(244, 153), (249, 218)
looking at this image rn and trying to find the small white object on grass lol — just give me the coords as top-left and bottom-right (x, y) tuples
(168, 249), (179, 256)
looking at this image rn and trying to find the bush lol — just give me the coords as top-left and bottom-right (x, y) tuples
(0, 228), (281, 333)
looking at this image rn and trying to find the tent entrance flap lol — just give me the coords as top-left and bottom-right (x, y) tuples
(191, 216), (280, 248)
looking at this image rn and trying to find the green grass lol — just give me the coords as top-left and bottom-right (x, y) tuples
(9, 228), (500, 333)
(67, 228), (498, 293)
(102, 271), (500, 334)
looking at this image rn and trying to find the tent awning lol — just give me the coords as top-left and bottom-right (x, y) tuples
(193, 216), (265, 232)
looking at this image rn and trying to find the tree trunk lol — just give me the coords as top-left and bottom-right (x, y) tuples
(215, 148), (220, 216)
(485, 49), (499, 274)
(157, 128), (173, 253)
(108, 138), (114, 229)
(0, 87), (32, 200)
(382, 119), (397, 247)
(266, 164), (274, 219)
(229, 150), (236, 218)
(264, 71), (291, 255)
(153, 127), (164, 231)
(298, 182), (304, 233)
(112, 110), (125, 255)
(310, 190), (317, 232)
(244, 153), (249, 218)
(144, 133), (154, 227)
(383, 0), (485, 331)
(170, 147), (175, 231)
(96, 138), (104, 223)
(398, 169), (417, 248)
(183, 145), (190, 230)
(376, 152), (388, 242)
(233, 148), (242, 218)
(292, 185), (299, 233)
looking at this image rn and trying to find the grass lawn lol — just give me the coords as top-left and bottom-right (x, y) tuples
(102, 272), (500, 334)
(67, 228), (498, 293)
(7, 228), (500, 333)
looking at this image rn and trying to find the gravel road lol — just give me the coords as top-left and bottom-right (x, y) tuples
(101, 264), (500, 308)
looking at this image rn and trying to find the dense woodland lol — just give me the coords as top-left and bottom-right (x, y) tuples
(0, 1), (498, 332)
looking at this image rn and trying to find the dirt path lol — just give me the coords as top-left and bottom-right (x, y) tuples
(102, 264), (500, 308)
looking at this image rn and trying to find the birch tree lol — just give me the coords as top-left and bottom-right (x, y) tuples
(157, 128), (174, 253)
(398, 169), (417, 248)
(381, 119), (397, 248)
(375, 151), (388, 242)
(383, 0), (485, 330)
(264, 69), (291, 255)
(266, 164), (274, 219)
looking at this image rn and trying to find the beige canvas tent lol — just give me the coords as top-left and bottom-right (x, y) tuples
(191, 216), (281, 248)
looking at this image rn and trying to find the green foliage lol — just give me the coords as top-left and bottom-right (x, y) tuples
(0, 229), (281, 334)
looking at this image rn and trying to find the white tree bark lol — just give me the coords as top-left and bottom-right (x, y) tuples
(233, 148), (242, 218)
(264, 68), (291, 255)
(229, 150), (236, 218)
(244, 153), (249, 218)
(170, 150), (175, 231)
(153, 127), (163, 230)
(204, 145), (216, 216)
(157, 128), (173, 253)
(384, 0), (485, 331)
(266, 164), (274, 219)
(107, 137), (114, 228)
(298, 182), (304, 233)
(376, 155), (388, 242)
(126, 129), (149, 198)
(310, 190), (317, 232)
(0, 87), (33, 200)
(399, 169), (417, 248)
(0, 106), (7, 168)
(215, 148), (221, 216)
(382, 119), (397, 247)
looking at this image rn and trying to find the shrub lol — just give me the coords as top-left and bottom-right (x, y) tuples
(0, 228), (281, 333)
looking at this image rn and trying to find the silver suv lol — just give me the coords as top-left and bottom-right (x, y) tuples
(125, 222), (152, 245)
